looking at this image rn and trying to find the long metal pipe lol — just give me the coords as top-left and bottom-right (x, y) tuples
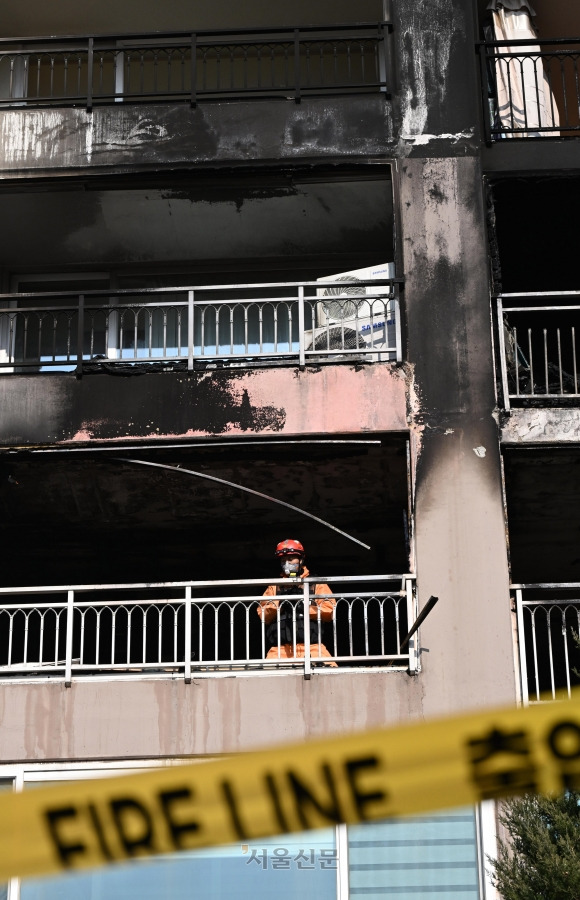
(115, 457), (372, 550)
(10, 439), (381, 455)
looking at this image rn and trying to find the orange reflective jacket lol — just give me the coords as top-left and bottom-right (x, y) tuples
(258, 566), (335, 624)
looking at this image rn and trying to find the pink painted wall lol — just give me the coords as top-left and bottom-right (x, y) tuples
(180, 365), (409, 439)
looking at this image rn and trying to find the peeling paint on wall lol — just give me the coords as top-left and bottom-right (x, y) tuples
(401, 130), (474, 145)
(501, 408), (580, 443)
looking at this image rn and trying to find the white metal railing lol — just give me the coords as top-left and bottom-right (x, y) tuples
(497, 292), (580, 408)
(0, 279), (402, 373)
(513, 583), (580, 704)
(0, 575), (417, 683)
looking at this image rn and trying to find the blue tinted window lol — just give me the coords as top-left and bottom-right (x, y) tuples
(21, 829), (337, 900)
(348, 808), (480, 900)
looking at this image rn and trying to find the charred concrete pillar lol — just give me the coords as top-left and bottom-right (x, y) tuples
(400, 155), (517, 715)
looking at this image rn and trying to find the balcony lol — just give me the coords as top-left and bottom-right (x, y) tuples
(513, 583), (580, 703)
(478, 38), (580, 142)
(496, 291), (580, 409)
(0, 23), (394, 174)
(0, 574), (418, 682)
(0, 277), (402, 374)
(0, 23), (391, 110)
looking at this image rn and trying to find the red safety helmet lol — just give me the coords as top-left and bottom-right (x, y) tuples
(275, 539), (305, 559)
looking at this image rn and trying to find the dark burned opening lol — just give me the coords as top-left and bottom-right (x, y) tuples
(504, 447), (580, 584)
(490, 177), (580, 294)
(0, 165), (395, 288)
(489, 177), (580, 405)
(503, 447), (580, 695)
(0, 436), (409, 585)
(0, 436), (411, 670)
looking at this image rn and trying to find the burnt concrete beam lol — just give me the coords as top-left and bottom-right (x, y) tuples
(0, 96), (392, 179)
(400, 155), (516, 715)
(482, 141), (580, 174)
(0, 364), (408, 446)
(402, 157), (496, 419)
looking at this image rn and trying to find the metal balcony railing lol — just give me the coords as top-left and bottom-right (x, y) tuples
(478, 38), (580, 141)
(0, 575), (417, 682)
(514, 584), (580, 704)
(0, 23), (393, 110)
(0, 279), (402, 373)
(496, 292), (580, 409)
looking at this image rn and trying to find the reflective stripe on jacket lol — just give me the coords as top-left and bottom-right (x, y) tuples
(258, 566), (335, 648)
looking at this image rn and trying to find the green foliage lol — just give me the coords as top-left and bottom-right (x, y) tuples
(490, 792), (580, 900)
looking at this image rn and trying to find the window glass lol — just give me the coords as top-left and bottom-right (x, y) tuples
(348, 808), (480, 900)
(20, 829), (337, 900)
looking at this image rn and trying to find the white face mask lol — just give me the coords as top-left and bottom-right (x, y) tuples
(282, 560), (301, 576)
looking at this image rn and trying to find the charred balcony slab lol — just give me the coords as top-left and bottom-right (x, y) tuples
(0, 95), (392, 177)
(0, 24), (394, 175)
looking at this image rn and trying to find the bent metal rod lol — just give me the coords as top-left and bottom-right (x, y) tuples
(115, 457), (371, 550)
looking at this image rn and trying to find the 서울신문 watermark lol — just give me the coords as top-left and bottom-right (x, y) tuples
(242, 846), (338, 870)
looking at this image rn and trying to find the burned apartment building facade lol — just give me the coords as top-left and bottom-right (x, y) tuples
(0, 0), (577, 897)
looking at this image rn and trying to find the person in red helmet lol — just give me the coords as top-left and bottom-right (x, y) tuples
(257, 539), (337, 666)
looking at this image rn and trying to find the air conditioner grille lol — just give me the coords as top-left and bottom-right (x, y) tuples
(311, 327), (360, 351)
(320, 276), (362, 320)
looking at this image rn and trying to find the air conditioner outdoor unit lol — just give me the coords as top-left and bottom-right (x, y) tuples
(308, 263), (398, 361)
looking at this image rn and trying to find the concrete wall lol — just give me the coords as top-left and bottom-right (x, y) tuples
(0, 97), (391, 179)
(0, 364), (407, 446)
(0, 673), (423, 760)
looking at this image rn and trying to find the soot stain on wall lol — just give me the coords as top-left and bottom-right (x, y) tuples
(0, 372), (286, 444)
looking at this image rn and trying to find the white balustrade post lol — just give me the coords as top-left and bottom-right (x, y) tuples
(515, 588), (529, 706)
(406, 578), (418, 674)
(65, 590), (74, 687)
(497, 296), (511, 412)
(184, 585), (192, 684)
(298, 284), (306, 369)
(188, 290), (194, 371)
(303, 581), (311, 680)
(394, 289), (402, 363)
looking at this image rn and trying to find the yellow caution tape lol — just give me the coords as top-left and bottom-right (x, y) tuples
(3, 690), (580, 882)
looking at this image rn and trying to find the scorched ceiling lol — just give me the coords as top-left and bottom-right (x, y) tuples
(0, 437), (410, 587)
